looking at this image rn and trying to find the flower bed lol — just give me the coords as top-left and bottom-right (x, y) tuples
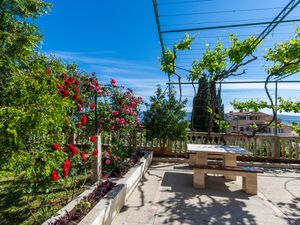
(44, 151), (152, 225)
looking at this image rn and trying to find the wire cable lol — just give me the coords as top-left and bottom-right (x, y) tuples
(160, 7), (284, 17)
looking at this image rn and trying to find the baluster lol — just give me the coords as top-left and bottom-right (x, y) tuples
(289, 140), (293, 159)
(196, 135), (200, 144)
(281, 140), (286, 159)
(296, 142), (299, 160)
(267, 141), (271, 158)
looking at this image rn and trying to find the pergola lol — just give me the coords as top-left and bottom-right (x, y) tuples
(152, 0), (300, 134)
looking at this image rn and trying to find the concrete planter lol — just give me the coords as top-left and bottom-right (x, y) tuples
(43, 151), (153, 225)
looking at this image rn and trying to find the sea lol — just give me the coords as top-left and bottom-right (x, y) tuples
(139, 112), (300, 125)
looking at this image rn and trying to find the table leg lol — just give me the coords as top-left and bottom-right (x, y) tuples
(189, 154), (196, 166)
(223, 154), (237, 180)
(196, 152), (208, 166)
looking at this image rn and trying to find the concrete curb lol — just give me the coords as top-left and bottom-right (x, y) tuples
(43, 151), (153, 225)
(79, 151), (153, 225)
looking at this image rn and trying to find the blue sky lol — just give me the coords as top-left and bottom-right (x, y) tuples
(37, 0), (300, 113)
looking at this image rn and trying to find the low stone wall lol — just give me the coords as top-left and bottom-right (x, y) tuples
(43, 151), (153, 225)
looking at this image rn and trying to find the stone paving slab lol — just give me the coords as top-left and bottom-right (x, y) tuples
(113, 162), (300, 225)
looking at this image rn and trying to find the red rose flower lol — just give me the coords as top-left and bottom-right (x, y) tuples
(52, 143), (60, 150)
(64, 80), (71, 87)
(51, 170), (59, 181)
(56, 83), (63, 90)
(77, 105), (82, 112)
(69, 144), (77, 157)
(80, 151), (87, 163)
(61, 73), (67, 79)
(75, 80), (80, 86)
(45, 69), (51, 75)
(90, 103), (96, 110)
(73, 93), (80, 100)
(77, 122), (82, 128)
(69, 76), (75, 82)
(63, 89), (69, 97)
(62, 158), (71, 178)
(81, 115), (88, 124)
(79, 100), (84, 105)
(90, 135), (97, 143)
(92, 149), (98, 156)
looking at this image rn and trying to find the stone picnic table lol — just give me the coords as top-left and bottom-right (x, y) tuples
(187, 144), (250, 180)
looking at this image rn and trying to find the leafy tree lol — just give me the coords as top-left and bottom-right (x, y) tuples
(143, 86), (189, 153)
(160, 33), (259, 133)
(231, 26), (300, 135)
(191, 76), (210, 131)
(188, 35), (259, 133)
(0, 0), (51, 77)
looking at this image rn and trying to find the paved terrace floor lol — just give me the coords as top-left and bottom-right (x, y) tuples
(113, 162), (300, 225)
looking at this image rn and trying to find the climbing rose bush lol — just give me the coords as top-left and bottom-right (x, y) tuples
(96, 79), (143, 174)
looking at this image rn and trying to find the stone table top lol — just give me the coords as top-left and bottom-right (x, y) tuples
(187, 144), (250, 155)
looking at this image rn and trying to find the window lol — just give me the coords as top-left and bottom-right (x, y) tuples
(239, 116), (246, 120)
(250, 116), (259, 120)
(240, 127), (244, 131)
(233, 126), (236, 131)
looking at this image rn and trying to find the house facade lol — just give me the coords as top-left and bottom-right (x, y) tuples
(226, 111), (296, 136)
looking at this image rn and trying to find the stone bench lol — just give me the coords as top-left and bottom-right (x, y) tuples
(193, 165), (263, 195)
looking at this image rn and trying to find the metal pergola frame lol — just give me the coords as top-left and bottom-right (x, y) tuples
(152, 0), (300, 135)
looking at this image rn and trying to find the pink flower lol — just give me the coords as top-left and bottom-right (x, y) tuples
(115, 118), (120, 123)
(113, 155), (118, 161)
(112, 111), (119, 116)
(112, 83), (117, 88)
(119, 118), (125, 125)
(111, 125), (115, 131)
(104, 152), (110, 159)
(90, 84), (96, 90)
(105, 159), (111, 165)
(111, 79), (116, 84)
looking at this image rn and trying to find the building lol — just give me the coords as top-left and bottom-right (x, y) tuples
(226, 111), (296, 136)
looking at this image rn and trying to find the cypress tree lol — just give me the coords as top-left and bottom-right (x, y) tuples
(191, 76), (211, 131)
